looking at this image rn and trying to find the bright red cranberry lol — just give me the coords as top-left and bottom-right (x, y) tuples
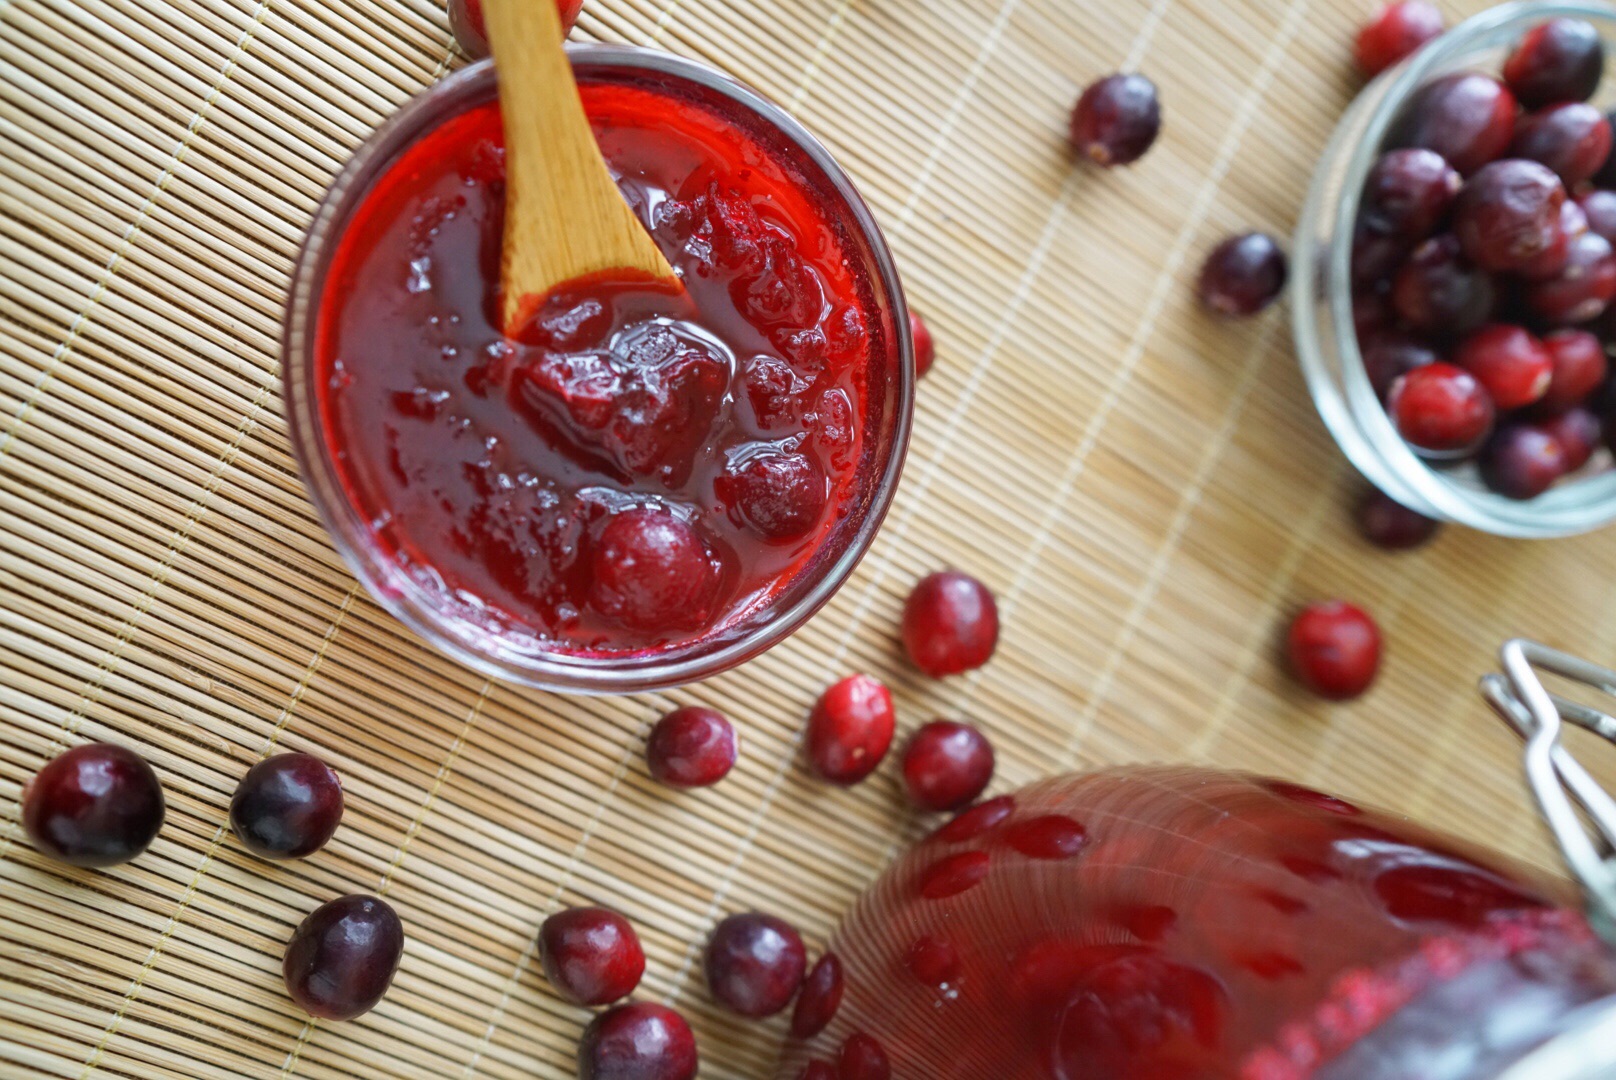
(1387, 362), (1496, 454)
(1452, 160), (1567, 273)
(900, 721), (995, 813)
(1390, 235), (1496, 336)
(1481, 424), (1570, 499)
(1510, 103), (1613, 187)
(539, 907), (646, 1006)
(917, 850), (991, 900)
(1196, 232), (1288, 316)
(578, 1003), (698, 1080)
(933, 794), (1016, 843)
(1503, 18), (1606, 109)
(448, 0), (583, 59)
(1286, 601), (1381, 700)
(1538, 329), (1609, 413)
(21, 744), (164, 868)
(229, 752), (343, 861)
(1069, 73), (1161, 167)
(807, 674), (895, 785)
(1360, 148), (1461, 241)
(836, 1034), (891, 1080)
(902, 571), (999, 677)
(910, 311), (934, 379)
(791, 953), (845, 1039)
(589, 508), (715, 632)
(704, 912), (807, 1018)
(716, 451), (828, 541)
(282, 894), (404, 1020)
(1354, 488), (1441, 550)
(1580, 190), (1616, 244)
(1391, 73), (1517, 176)
(1005, 814), (1090, 860)
(1361, 334), (1438, 400)
(906, 936), (960, 987)
(1452, 324), (1553, 410)
(1355, 2), (1444, 76)
(1536, 408), (1602, 471)
(646, 706), (737, 789)
(1526, 230), (1616, 326)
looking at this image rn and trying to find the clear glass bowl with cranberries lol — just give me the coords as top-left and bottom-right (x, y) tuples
(1295, 2), (1616, 537)
(284, 46), (912, 691)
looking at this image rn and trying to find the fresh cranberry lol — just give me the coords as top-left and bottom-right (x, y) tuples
(1390, 235), (1496, 336)
(589, 508), (716, 632)
(1503, 18), (1606, 109)
(1536, 408), (1602, 471)
(906, 935), (960, 987)
(21, 743), (164, 868)
(1387, 363), (1496, 454)
(448, 0), (583, 59)
(1069, 73), (1162, 167)
(1580, 191), (1616, 244)
(1360, 148), (1461, 241)
(1354, 488), (1441, 550)
(1452, 160), (1567, 273)
(1526, 230), (1616, 326)
(1361, 334), (1438, 400)
(1481, 425), (1570, 499)
(910, 311), (934, 379)
(1355, 2), (1444, 76)
(1517, 198), (1585, 281)
(807, 674), (896, 785)
(704, 912), (807, 1018)
(229, 752), (343, 861)
(1391, 73), (1517, 175)
(1452, 324), (1553, 410)
(933, 794), (1017, 843)
(1286, 601), (1381, 700)
(1510, 103), (1613, 187)
(646, 706), (737, 788)
(716, 450), (828, 541)
(836, 1034), (891, 1080)
(1351, 225), (1410, 286)
(1538, 329), (1609, 413)
(791, 953), (845, 1039)
(900, 721), (995, 812)
(1196, 232), (1288, 316)
(578, 1003), (698, 1080)
(901, 571), (999, 677)
(282, 894), (404, 1020)
(539, 907), (646, 1006)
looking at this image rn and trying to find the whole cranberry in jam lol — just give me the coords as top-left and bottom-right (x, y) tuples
(1355, 2), (1445, 77)
(1354, 488), (1441, 551)
(716, 450), (828, 541)
(1579, 190), (1616, 245)
(1503, 18), (1606, 108)
(1362, 334), (1438, 401)
(837, 1033), (891, 1080)
(448, 0), (582, 60)
(900, 721), (995, 813)
(1360, 148), (1461, 241)
(1390, 73), (1517, 175)
(1510, 103), (1613, 187)
(538, 906), (645, 1006)
(1196, 232), (1288, 317)
(646, 706), (737, 788)
(20, 743), (164, 868)
(1526, 230), (1616, 327)
(578, 1003), (698, 1080)
(909, 311), (934, 380)
(1536, 408), (1602, 472)
(807, 674), (895, 785)
(1389, 235), (1496, 337)
(282, 894), (404, 1021)
(589, 508), (716, 633)
(1069, 73), (1161, 167)
(229, 752), (343, 861)
(1452, 160), (1567, 274)
(902, 571), (1000, 678)
(1452, 324), (1553, 411)
(1287, 601), (1382, 700)
(1481, 425), (1570, 500)
(1387, 363), (1496, 455)
(1538, 329), (1609, 414)
(791, 953), (846, 1039)
(704, 911), (807, 1018)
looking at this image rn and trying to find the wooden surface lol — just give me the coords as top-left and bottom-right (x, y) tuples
(3, 0), (1616, 1077)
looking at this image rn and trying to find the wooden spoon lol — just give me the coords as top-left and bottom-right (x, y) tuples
(482, 0), (679, 334)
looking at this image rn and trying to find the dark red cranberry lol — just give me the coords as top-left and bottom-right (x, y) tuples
(1538, 329), (1609, 413)
(578, 1003), (698, 1080)
(448, 0), (583, 59)
(1452, 160), (1567, 273)
(704, 912), (807, 1018)
(1354, 488), (1441, 550)
(900, 721), (995, 812)
(910, 311), (934, 379)
(229, 752), (342, 861)
(1390, 235), (1496, 336)
(590, 508), (715, 632)
(917, 850), (991, 900)
(807, 674), (895, 785)
(1351, 224), (1411, 287)
(1353, 289), (1393, 340)
(1355, 2), (1445, 76)
(902, 570), (999, 677)
(283, 894), (404, 1020)
(1196, 232), (1288, 316)
(1510, 103), (1613, 187)
(1286, 601), (1382, 700)
(1452, 324), (1553, 410)
(1580, 191), (1616, 245)
(1481, 424), (1570, 499)
(791, 953), (845, 1039)
(646, 706), (737, 789)
(1391, 73), (1517, 176)
(906, 936), (960, 987)
(1387, 362), (1497, 454)
(933, 794), (1016, 843)
(716, 451), (828, 541)
(1526, 230), (1616, 326)
(837, 1034), (891, 1080)
(1361, 148), (1461, 241)
(1536, 408), (1602, 471)
(539, 907), (645, 1006)
(1004, 814), (1089, 860)
(21, 743), (164, 868)
(1503, 18), (1605, 109)
(1518, 198), (1585, 281)
(1070, 73), (1161, 167)
(1361, 334), (1438, 400)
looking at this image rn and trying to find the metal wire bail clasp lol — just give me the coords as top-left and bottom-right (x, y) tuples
(1481, 639), (1616, 945)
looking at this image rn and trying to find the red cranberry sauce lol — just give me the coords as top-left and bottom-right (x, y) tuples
(777, 768), (1616, 1080)
(316, 80), (889, 653)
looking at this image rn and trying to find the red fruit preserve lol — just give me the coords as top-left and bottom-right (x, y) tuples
(778, 768), (1616, 1080)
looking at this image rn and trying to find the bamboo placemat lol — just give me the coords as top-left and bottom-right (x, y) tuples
(5, 0), (1616, 1077)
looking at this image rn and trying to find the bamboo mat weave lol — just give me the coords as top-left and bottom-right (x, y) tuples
(5, 0), (1616, 1077)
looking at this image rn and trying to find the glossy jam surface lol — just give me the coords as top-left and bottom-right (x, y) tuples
(316, 79), (885, 654)
(778, 768), (1616, 1080)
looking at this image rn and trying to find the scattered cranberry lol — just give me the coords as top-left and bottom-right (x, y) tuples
(1452, 324), (1553, 410)
(837, 1034), (891, 1080)
(900, 721), (995, 812)
(578, 1003), (698, 1080)
(1503, 18), (1605, 109)
(1286, 601), (1382, 700)
(1391, 73), (1517, 176)
(1452, 160), (1566, 274)
(901, 571), (999, 677)
(21, 743), (164, 868)
(1355, 2), (1445, 77)
(1526, 230), (1616, 326)
(590, 508), (716, 632)
(1390, 235), (1496, 336)
(229, 752), (343, 861)
(1537, 408), (1602, 472)
(716, 451), (828, 541)
(910, 311), (934, 379)
(704, 912), (807, 1018)
(1510, 103), (1613, 187)
(1580, 190), (1616, 245)
(448, 0), (583, 59)
(1196, 232), (1288, 316)
(1069, 73), (1162, 167)
(1360, 148), (1461, 241)
(538, 907), (645, 1006)
(791, 954), (846, 1039)
(1354, 488), (1441, 550)
(646, 706), (737, 789)
(1362, 334), (1438, 400)
(1387, 363), (1496, 454)
(807, 674), (896, 785)
(283, 894), (404, 1020)
(1481, 424), (1570, 499)
(1538, 329), (1609, 414)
